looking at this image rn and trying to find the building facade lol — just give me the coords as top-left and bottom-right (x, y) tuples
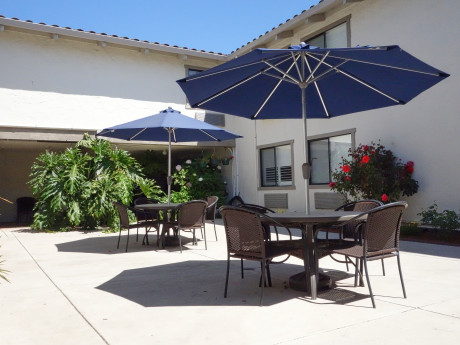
(1, 0), (459, 221)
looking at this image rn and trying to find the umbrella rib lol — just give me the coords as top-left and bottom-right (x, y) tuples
(304, 54), (330, 118)
(254, 58), (299, 118)
(199, 129), (219, 141)
(197, 55), (297, 107)
(129, 128), (147, 140)
(309, 51), (443, 77)
(186, 53), (295, 81)
(197, 72), (263, 107)
(307, 53), (402, 104)
(262, 59), (300, 84)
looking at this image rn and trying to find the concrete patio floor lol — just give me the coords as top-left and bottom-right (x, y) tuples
(1, 221), (459, 345)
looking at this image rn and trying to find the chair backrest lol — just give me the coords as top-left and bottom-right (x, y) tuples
(220, 206), (266, 258)
(177, 200), (208, 228)
(361, 202), (408, 254)
(337, 200), (383, 238)
(134, 197), (157, 205)
(336, 199), (383, 212)
(238, 203), (275, 214)
(113, 202), (130, 229)
(206, 196), (219, 219)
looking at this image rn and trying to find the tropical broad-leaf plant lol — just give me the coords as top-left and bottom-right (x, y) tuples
(29, 134), (164, 230)
(329, 141), (419, 203)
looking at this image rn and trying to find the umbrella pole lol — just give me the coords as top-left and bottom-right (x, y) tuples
(167, 129), (172, 204)
(301, 85), (310, 214)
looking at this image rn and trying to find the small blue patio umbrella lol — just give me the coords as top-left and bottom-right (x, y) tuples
(177, 44), (449, 212)
(97, 107), (242, 203)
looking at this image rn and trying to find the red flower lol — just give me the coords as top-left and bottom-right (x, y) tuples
(329, 182), (336, 188)
(406, 161), (414, 167)
(381, 194), (389, 202)
(363, 145), (369, 151)
(371, 150), (375, 154)
(406, 166), (414, 174)
(361, 155), (370, 163)
(345, 176), (351, 181)
(342, 164), (350, 173)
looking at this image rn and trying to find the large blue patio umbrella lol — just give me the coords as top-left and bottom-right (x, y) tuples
(177, 44), (449, 212)
(97, 107), (242, 203)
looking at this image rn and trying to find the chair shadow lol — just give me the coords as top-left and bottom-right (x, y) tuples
(55, 234), (197, 254)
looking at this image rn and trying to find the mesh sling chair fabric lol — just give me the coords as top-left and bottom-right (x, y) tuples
(220, 206), (296, 306)
(328, 201), (408, 308)
(165, 200), (208, 253)
(113, 202), (159, 252)
(205, 196), (219, 241)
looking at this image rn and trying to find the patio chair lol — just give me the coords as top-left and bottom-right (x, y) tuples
(323, 200), (383, 273)
(238, 203), (282, 242)
(166, 200), (208, 253)
(134, 197), (161, 245)
(219, 206), (296, 306)
(205, 196), (219, 241)
(329, 201), (408, 308)
(113, 201), (159, 252)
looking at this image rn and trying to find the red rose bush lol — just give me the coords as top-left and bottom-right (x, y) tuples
(330, 141), (419, 203)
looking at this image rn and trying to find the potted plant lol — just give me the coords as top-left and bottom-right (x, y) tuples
(221, 155), (234, 165)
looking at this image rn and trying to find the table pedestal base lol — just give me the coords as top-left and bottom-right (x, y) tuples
(289, 271), (332, 292)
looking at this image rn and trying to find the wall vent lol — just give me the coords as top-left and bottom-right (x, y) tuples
(195, 111), (225, 127)
(314, 192), (346, 210)
(264, 193), (288, 210)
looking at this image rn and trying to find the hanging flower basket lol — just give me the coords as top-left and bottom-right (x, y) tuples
(221, 158), (230, 165)
(209, 157), (219, 166)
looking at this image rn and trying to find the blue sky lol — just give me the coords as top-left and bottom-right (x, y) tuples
(0, 0), (319, 54)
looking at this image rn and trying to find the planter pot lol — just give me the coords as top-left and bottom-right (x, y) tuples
(210, 158), (219, 166)
(221, 159), (230, 165)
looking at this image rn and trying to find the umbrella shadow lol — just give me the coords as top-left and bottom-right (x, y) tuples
(96, 260), (310, 307)
(55, 234), (197, 255)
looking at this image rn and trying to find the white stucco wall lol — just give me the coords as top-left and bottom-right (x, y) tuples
(0, 28), (228, 222)
(227, 0), (460, 220)
(0, 28), (207, 129)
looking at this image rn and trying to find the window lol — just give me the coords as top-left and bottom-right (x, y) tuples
(309, 133), (353, 185)
(185, 67), (205, 108)
(260, 144), (293, 187)
(306, 21), (348, 48)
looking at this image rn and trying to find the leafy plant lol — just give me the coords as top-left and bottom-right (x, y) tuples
(170, 158), (227, 205)
(329, 141), (419, 203)
(0, 240), (9, 283)
(29, 134), (164, 231)
(418, 202), (460, 232)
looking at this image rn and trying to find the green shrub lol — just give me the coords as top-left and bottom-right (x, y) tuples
(29, 134), (165, 231)
(418, 202), (460, 232)
(330, 141), (419, 203)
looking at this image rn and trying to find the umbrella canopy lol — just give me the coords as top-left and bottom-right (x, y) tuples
(97, 107), (242, 203)
(177, 44), (449, 212)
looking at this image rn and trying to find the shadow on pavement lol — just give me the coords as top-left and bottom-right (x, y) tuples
(96, 260), (367, 307)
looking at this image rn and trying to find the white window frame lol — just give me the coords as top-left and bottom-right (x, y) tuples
(258, 140), (295, 190)
(308, 128), (356, 187)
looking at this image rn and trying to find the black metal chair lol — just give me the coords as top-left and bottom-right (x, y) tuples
(220, 206), (295, 306)
(205, 196), (219, 241)
(329, 201), (408, 308)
